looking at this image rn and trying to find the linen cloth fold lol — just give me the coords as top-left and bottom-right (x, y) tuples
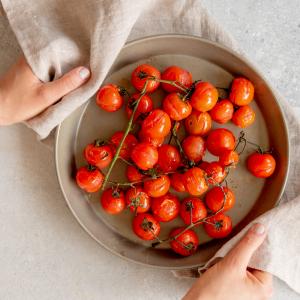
(1, 0), (300, 293)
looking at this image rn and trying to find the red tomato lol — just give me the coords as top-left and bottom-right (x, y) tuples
(131, 64), (161, 93)
(184, 110), (212, 136)
(100, 188), (125, 214)
(170, 173), (186, 192)
(131, 142), (158, 171)
(126, 93), (153, 121)
(190, 82), (218, 112)
(76, 166), (104, 193)
(125, 187), (151, 213)
(138, 130), (165, 147)
(96, 84), (124, 112)
(180, 197), (207, 225)
(206, 128), (235, 156)
(205, 186), (235, 212)
(141, 109), (171, 139)
(182, 135), (206, 163)
(209, 99), (234, 124)
(157, 144), (181, 172)
(170, 228), (199, 256)
(110, 131), (138, 159)
(162, 93), (192, 121)
(144, 175), (171, 198)
(161, 65), (193, 93)
(204, 213), (232, 238)
(183, 167), (208, 196)
(247, 152), (276, 178)
(84, 141), (113, 169)
(218, 150), (239, 167)
(229, 77), (254, 106)
(232, 105), (255, 128)
(202, 161), (226, 185)
(126, 165), (145, 183)
(151, 193), (180, 222)
(132, 213), (161, 241)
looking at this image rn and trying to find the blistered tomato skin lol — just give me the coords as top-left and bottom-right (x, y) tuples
(131, 142), (158, 171)
(132, 213), (161, 241)
(84, 142), (113, 169)
(183, 167), (208, 196)
(184, 110), (212, 136)
(247, 153), (276, 178)
(180, 197), (207, 225)
(96, 84), (123, 112)
(170, 228), (199, 256)
(229, 77), (254, 106)
(209, 99), (234, 124)
(157, 144), (181, 173)
(206, 128), (235, 156)
(182, 135), (206, 163)
(232, 105), (256, 128)
(125, 187), (151, 213)
(218, 150), (239, 167)
(202, 161), (226, 185)
(126, 93), (153, 121)
(170, 173), (186, 192)
(76, 166), (104, 193)
(205, 186), (235, 212)
(144, 175), (171, 198)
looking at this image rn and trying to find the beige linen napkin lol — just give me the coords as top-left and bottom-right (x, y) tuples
(1, 0), (300, 293)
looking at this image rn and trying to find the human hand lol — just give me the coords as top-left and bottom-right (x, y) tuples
(0, 56), (90, 125)
(183, 223), (272, 300)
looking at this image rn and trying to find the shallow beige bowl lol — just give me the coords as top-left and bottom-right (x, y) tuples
(55, 35), (289, 270)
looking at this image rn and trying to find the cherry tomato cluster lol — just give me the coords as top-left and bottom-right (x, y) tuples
(76, 64), (277, 257)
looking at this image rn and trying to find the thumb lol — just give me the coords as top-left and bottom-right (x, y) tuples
(223, 223), (267, 272)
(40, 66), (90, 105)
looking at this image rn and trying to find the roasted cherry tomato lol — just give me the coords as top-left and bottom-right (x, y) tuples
(126, 93), (153, 121)
(206, 128), (235, 156)
(190, 82), (218, 112)
(204, 213), (232, 238)
(131, 64), (161, 93)
(170, 173), (186, 192)
(218, 150), (239, 167)
(151, 193), (180, 222)
(202, 161), (226, 184)
(157, 144), (181, 172)
(183, 167), (208, 196)
(161, 65), (193, 93)
(141, 109), (171, 139)
(126, 165), (146, 183)
(76, 166), (104, 193)
(138, 130), (165, 147)
(247, 152), (276, 178)
(162, 93), (192, 121)
(132, 213), (161, 241)
(170, 227), (199, 256)
(180, 197), (207, 225)
(125, 187), (151, 214)
(84, 140), (113, 169)
(205, 186), (235, 212)
(131, 142), (158, 171)
(144, 175), (171, 198)
(100, 188), (125, 214)
(232, 105), (255, 128)
(229, 77), (254, 106)
(182, 135), (206, 163)
(184, 110), (212, 136)
(209, 99), (234, 124)
(110, 131), (138, 159)
(96, 84), (124, 112)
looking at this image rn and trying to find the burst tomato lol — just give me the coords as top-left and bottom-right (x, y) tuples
(151, 193), (180, 222)
(157, 144), (181, 172)
(125, 93), (153, 121)
(138, 130), (165, 147)
(76, 166), (104, 193)
(180, 197), (207, 225)
(110, 131), (138, 159)
(161, 65), (193, 93)
(202, 161), (226, 184)
(84, 141), (113, 169)
(100, 188), (125, 214)
(190, 82), (218, 112)
(141, 109), (171, 139)
(183, 167), (208, 196)
(126, 165), (145, 183)
(170, 173), (186, 192)
(131, 142), (158, 171)
(182, 135), (206, 163)
(204, 213), (232, 238)
(184, 110), (212, 136)
(96, 84), (124, 112)
(125, 187), (151, 213)
(229, 77), (254, 106)
(209, 99), (234, 124)
(218, 150), (239, 167)
(206, 128), (235, 156)
(131, 64), (161, 93)
(144, 175), (171, 198)
(232, 105), (255, 128)
(205, 186), (235, 212)
(170, 228), (199, 256)
(132, 213), (161, 241)
(247, 152), (276, 178)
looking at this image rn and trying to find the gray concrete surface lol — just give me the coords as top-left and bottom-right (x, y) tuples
(0, 1), (299, 299)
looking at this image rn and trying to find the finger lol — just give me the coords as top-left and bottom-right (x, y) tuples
(40, 66), (90, 105)
(251, 269), (273, 285)
(223, 223), (267, 272)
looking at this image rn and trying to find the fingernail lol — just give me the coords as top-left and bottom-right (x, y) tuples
(252, 223), (265, 235)
(79, 67), (90, 80)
